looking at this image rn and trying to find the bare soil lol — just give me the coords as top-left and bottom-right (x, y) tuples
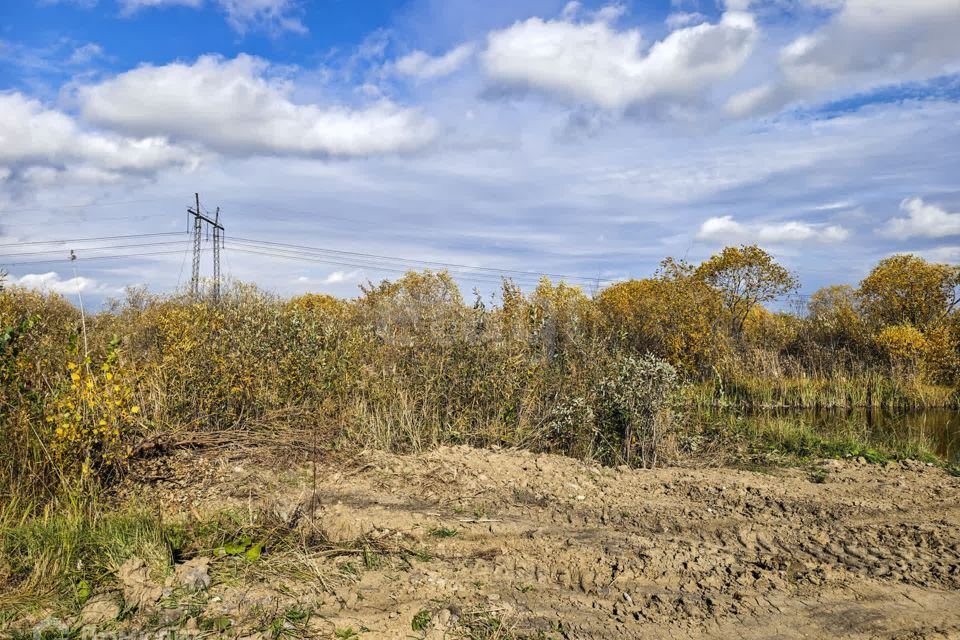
(126, 445), (960, 639)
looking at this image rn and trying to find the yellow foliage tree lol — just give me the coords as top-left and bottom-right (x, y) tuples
(858, 254), (960, 331)
(696, 245), (799, 337)
(596, 258), (724, 373)
(874, 324), (928, 371)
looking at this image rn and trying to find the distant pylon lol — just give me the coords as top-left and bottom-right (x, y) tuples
(187, 193), (225, 301)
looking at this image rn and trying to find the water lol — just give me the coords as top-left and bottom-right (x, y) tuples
(709, 407), (960, 463)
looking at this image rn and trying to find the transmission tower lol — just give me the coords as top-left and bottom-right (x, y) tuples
(187, 193), (225, 301)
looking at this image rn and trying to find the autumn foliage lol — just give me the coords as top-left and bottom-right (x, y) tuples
(1, 246), (958, 512)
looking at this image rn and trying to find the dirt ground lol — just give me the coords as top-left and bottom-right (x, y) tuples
(119, 445), (960, 639)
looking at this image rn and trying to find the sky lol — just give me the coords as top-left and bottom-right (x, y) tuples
(1, 0), (959, 306)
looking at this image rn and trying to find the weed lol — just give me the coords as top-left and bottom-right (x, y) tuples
(429, 527), (458, 538)
(201, 615), (232, 632)
(266, 604), (313, 640)
(412, 609), (432, 631)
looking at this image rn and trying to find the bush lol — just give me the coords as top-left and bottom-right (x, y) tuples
(595, 354), (679, 468)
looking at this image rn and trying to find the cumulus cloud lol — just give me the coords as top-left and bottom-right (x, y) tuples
(118, 0), (304, 34)
(883, 197), (960, 239)
(919, 246), (960, 264)
(321, 270), (361, 285)
(390, 44), (476, 81)
(0, 92), (196, 181)
(9, 272), (113, 295)
(697, 215), (849, 243)
(727, 0), (960, 116)
(481, 7), (757, 110)
(77, 54), (438, 157)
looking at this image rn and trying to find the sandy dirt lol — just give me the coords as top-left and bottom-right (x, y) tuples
(125, 445), (960, 639)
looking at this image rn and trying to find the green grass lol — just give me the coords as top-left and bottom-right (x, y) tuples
(429, 527), (458, 539)
(693, 409), (943, 465)
(691, 374), (958, 410)
(0, 502), (172, 621)
(0, 502), (369, 627)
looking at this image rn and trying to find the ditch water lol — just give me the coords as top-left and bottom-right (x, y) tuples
(719, 407), (960, 463)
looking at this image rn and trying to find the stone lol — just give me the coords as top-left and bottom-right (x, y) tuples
(175, 557), (211, 591)
(78, 593), (121, 626)
(117, 557), (162, 610)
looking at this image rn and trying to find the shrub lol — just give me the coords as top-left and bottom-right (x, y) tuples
(595, 354), (679, 468)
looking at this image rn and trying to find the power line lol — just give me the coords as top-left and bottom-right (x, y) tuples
(0, 231), (187, 250)
(0, 239), (192, 260)
(229, 236), (617, 285)
(0, 248), (205, 268)
(225, 245), (562, 288)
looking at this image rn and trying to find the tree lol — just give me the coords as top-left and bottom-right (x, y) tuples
(857, 254), (960, 331)
(695, 245), (799, 337)
(805, 284), (865, 351)
(595, 258), (724, 373)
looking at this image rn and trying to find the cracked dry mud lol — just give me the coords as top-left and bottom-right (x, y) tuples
(149, 446), (960, 639)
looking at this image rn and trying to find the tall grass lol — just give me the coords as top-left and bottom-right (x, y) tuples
(692, 373), (958, 410)
(693, 408), (943, 464)
(0, 273), (956, 521)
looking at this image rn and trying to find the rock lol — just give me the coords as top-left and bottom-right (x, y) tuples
(78, 593), (121, 626)
(32, 616), (68, 637)
(158, 608), (185, 626)
(436, 608), (452, 627)
(175, 557), (211, 591)
(117, 557), (163, 610)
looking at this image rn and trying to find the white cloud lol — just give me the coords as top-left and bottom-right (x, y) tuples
(727, 0), (960, 116)
(9, 272), (113, 295)
(697, 215), (849, 243)
(919, 246), (960, 264)
(118, 0), (202, 13)
(77, 54), (438, 157)
(118, 0), (304, 34)
(390, 44), (476, 81)
(0, 92), (196, 180)
(665, 12), (707, 28)
(481, 8), (757, 110)
(883, 197), (960, 239)
(216, 0), (305, 35)
(68, 43), (105, 66)
(321, 270), (361, 285)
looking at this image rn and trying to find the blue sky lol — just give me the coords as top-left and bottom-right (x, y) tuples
(1, 0), (959, 305)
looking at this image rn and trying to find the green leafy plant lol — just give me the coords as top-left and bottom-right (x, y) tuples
(412, 609), (432, 631)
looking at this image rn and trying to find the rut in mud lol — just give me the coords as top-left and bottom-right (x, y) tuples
(125, 444), (960, 639)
